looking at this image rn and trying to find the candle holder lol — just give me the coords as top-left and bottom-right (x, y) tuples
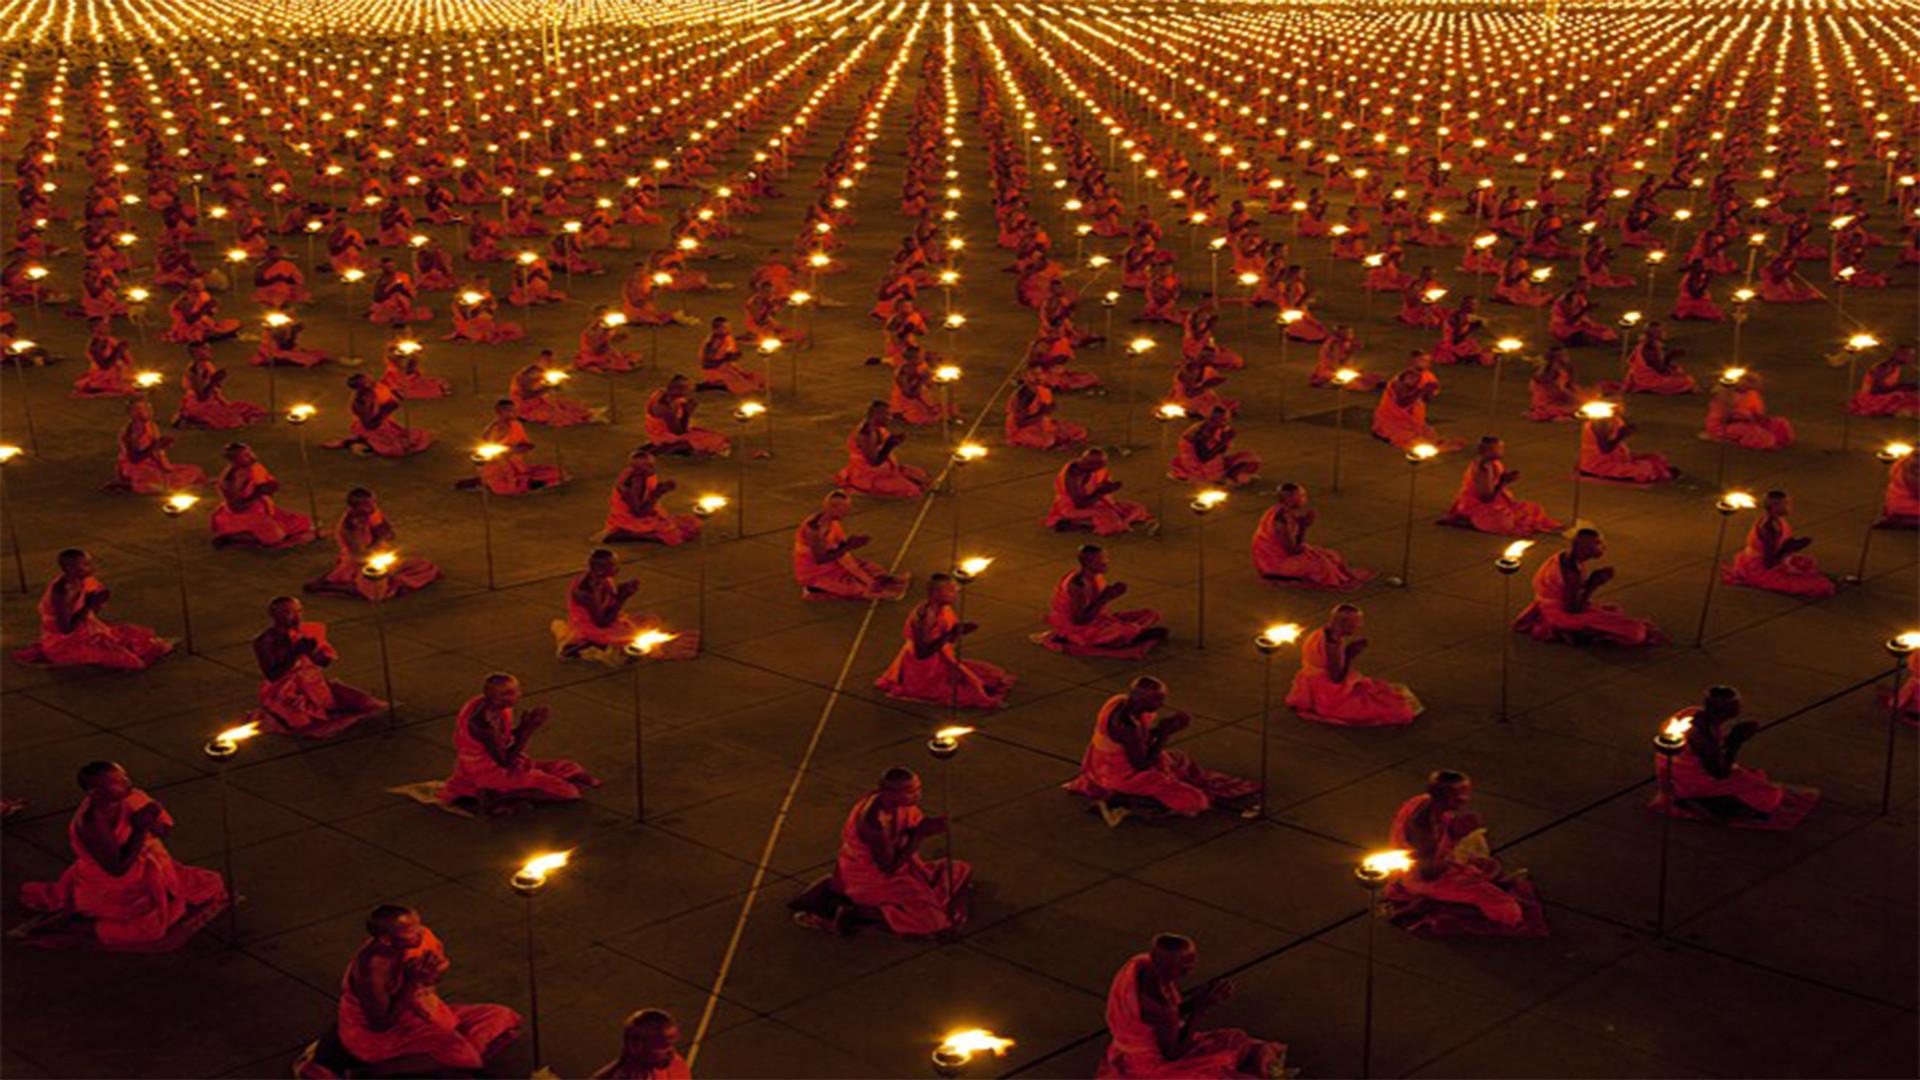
(1249, 624), (1302, 818)
(161, 493), (200, 652)
(1879, 632), (1919, 815)
(1188, 491), (1228, 648)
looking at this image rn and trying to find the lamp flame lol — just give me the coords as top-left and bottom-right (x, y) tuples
(957, 556), (993, 576)
(1501, 540), (1535, 562)
(1360, 849), (1413, 877)
(938, 1029), (1013, 1061)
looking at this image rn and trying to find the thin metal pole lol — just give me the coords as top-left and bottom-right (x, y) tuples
(1361, 883), (1378, 1079)
(524, 894), (543, 1066)
(172, 515), (195, 653)
(1881, 660), (1906, 815)
(217, 764), (239, 945)
(1, 468), (25, 593)
(1693, 515), (1731, 647)
(632, 661), (647, 822)
(478, 479), (497, 590)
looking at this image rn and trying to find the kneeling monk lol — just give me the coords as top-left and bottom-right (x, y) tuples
(1097, 934), (1287, 1079)
(1065, 677), (1256, 823)
(1648, 685), (1819, 829)
(11, 549), (172, 670)
(337, 905), (520, 1073)
(1513, 529), (1664, 645)
(1287, 604), (1423, 726)
(1033, 545), (1167, 659)
(834, 767), (970, 937)
(793, 490), (908, 601)
(439, 674), (599, 814)
(249, 596), (385, 738)
(1252, 483), (1372, 590)
(17, 761), (226, 948)
(835, 401), (929, 498)
(305, 489), (440, 601)
(875, 574), (1013, 708)
(1382, 769), (1548, 936)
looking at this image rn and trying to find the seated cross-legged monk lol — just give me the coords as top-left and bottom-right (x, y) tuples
(1065, 677), (1256, 826)
(325, 374), (433, 457)
(1720, 490), (1836, 599)
(1252, 483), (1372, 590)
(600, 448), (701, 545)
(875, 574), (1014, 708)
(468, 400), (567, 495)
(248, 596), (386, 739)
(550, 549), (698, 662)
(1097, 934), (1287, 1079)
(210, 442), (316, 548)
(15, 761), (226, 949)
(334, 905), (520, 1073)
(11, 549), (172, 670)
(1033, 545), (1167, 659)
(828, 766), (970, 938)
(1382, 769), (1549, 936)
(1513, 528), (1665, 645)
(110, 398), (208, 494)
(1046, 448), (1155, 535)
(1438, 436), (1564, 536)
(305, 489), (441, 601)
(1577, 409), (1675, 484)
(1286, 604), (1423, 726)
(835, 401), (930, 498)
(592, 1009), (691, 1080)
(438, 674), (599, 815)
(793, 490), (909, 601)
(644, 374), (731, 457)
(1648, 685), (1819, 829)
(1168, 407), (1262, 487)
(1879, 449), (1919, 528)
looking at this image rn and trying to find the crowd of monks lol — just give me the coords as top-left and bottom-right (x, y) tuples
(2, 1), (1916, 1076)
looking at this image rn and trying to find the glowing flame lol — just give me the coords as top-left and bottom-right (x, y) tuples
(1279, 308), (1306, 324)
(472, 442), (509, 463)
(1501, 540), (1535, 562)
(1128, 336), (1156, 354)
(1156, 403), (1189, 421)
(933, 365), (962, 383)
(1846, 333), (1879, 351)
(735, 402), (767, 420)
(542, 369), (570, 386)
(164, 493), (199, 513)
(957, 556), (993, 576)
(1422, 287), (1448, 303)
(944, 313), (968, 330)
(263, 311), (292, 328)
(934, 725), (976, 741)
(364, 551), (398, 576)
(1494, 337), (1524, 354)
(1719, 490), (1758, 511)
(1893, 632), (1920, 653)
(1258, 623), (1302, 647)
(395, 340), (422, 355)
(515, 850), (571, 885)
(1660, 712), (1693, 743)
(696, 494), (730, 514)
(1332, 368), (1362, 386)
(0, 445), (21, 464)
(287, 403), (317, 422)
(788, 290), (814, 306)
(756, 337), (782, 354)
(1720, 367), (1748, 384)
(1409, 442), (1440, 461)
(1193, 489), (1229, 510)
(937, 1029), (1014, 1062)
(212, 721), (262, 746)
(954, 443), (987, 462)
(629, 629), (678, 656)
(1883, 442), (1914, 460)
(1578, 401), (1616, 421)
(602, 312), (628, 328)
(340, 268), (366, 284)
(1618, 310), (1644, 327)
(459, 290), (485, 305)
(134, 371), (164, 388)
(1361, 849), (1414, 876)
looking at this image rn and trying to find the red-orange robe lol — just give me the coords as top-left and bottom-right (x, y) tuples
(834, 790), (969, 937)
(1512, 552), (1661, 645)
(211, 462), (315, 548)
(439, 696), (595, 805)
(1095, 953), (1283, 1078)
(1381, 794), (1549, 936)
(250, 622), (385, 738)
(1285, 628), (1422, 726)
(1064, 696), (1254, 815)
(875, 602), (1012, 708)
(1250, 507), (1371, 590)
(793, 514), (905, 600)
(19, 789), (226, 947)
(1721, 517), (1835, 598)
(1045, 464), (1152, 535)
(337, 927), (520, 1069)
(1033, 572), (1162, 659)
(11, 577), (172, 670)
(1439, 459), (1563, 536)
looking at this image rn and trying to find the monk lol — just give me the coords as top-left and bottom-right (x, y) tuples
(601, 447), (699, 544)
(1372, 352), (1462, 450)
(644, 374), (731, 457)
(1705, 370), (1794, 450)
(1005, 370), (1086, 450)
(550, 549), (695, 662)
(1382, 770), (1548, 936)
(875, 574), (1014, 708)
(161, 278), (240, 344)
(327, 374), (433, 457)
(471, 400), (567, 495)
(1439, 437), (1563, 536)
(1251, 482), (1372, 590)
(249, 596), (385, 738)
(835, 401), (929, 498)
(1649, 686), (1819, 828)
(1524, 346), (1585, 422)
(1877, 449), (1919, 528)
(593, 1009), (691, 1080)
(793, 490), (909, 601)
(336, 905), (520, 1072)
(379, 339), (450, 399)
(110, 398), (208, 493)
(511, 356), (600, 426)
(1721, 490), (1836, 598)
(11, 550), (172, 670)
(1096, 934), (1287, 1078)
(1847, 343), (1918, 418)
(695, 315), (765, 394)
(175, 347), (268, 429)
(1286, 604), (1423, 726)
(1513, 529), (1665, 645)
(210, 443), (316, 548)
(439, 673), (599, 814)
(1065, 677), (1255, 823)
(1169, 407), (1261, 487)
(832, 767), (970, 937)
(1034, 546), (1167, 659)
(1046, 448), (1155, 535)
(1578, 409), (1675, 484)
(16, 762), (226, 948)
(1620, 321), (1697, 395)
(305, 489), (441, 601)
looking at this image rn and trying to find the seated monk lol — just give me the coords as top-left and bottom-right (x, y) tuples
(161, 279), (241, 344)
(324, 374), (433, 457)
(16, 762), (226, 948)
(253, 312), (331, 368)
(11, 549), (172, 670)
(1286, 604), (1423, 726)
(305, 488), (440, 601)
(1252, 482), (1372, 590)
(574, 307), (640, 373)
(210, 443), (316, 548)
(1033, 545), (1167, 659)
(175, 347), (268, 429)
(72, 323), (138, 398)
(251, 246), (309, 307)
(444, 284), (525, 343)
(336, 905), (520, 1073)
(1721, 490), (1836, 598)
(1169, 407), (1261, 487)
(439, 673), (599, 814)
(828, 767), (970, 937)
(875, 573), (1014, 708)
(835, 401), (929, 498)
(601, 447), (700, 544)
(379, 339), (450, 399)
(1372, 352), (1463, 451)
(1096, 934), (1287, 1079)
(248, 596), (385, 738)
(1065, 677), (1254, 823)
(694, 315), (766, 394)
(364, 258), (431, 325)
(1046, 448), (1154, 535)
(1847, 344), (1918, 418)
(1877, 449), (1919, 528)
(794, 490), (909, 601)
(1578, 409), (1675, 484)
(549, 549), (697, 662)
(1620, 322), (1697, 395)
(593, 1009), (690, 1080)
(1439, 437), (1563, 536)
(1513, 528), (1664, 645)
(1705, 370), (1794, 450)
(1382, 770), (1548, 936)
(109, 398), (208, 494)
(511, 354), (600, 426)
(644, 374), (731, 457)
(1524, 347), (1586, 422)
(469, 400), (567, 495)
(1005, 370), (1087, 450)
(1547, 281), (1617, 346)
(1648, 685), (1819, 828)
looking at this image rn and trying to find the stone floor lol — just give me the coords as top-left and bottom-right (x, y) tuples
(1, 18), (1916, 1080)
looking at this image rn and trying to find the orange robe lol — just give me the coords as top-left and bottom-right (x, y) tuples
(1033, 572), (1162, 659)
(1045, 464), (1151, 535)
(1721, 518), (1835, 598)
(1646, 707), (1819, 828)
(11, 577), (171, 670)
(478, 420), (565, 495)
(643, 390), (731, 456)
(337, 928), (520, 1069)
(1096, 953), (1282, 1078)
(834, 425), (928, 498)
(250, 622), (385, 738)
(1064, 697), (1255, 815)
(602, 470), (700, 545)
(439, 696), (594, 804)
(1370, 370), (1461, 450)
(211, 462), (315, 548)
(875, 603), (1013, 708)
(834, 791), (969, 937)
(1250, 507), (1371, 590)
(553, 572), (698, 658)
(19, 789), (226, 947)
(1439, 460), (1563, 536)
(1621, 342), (1697, 395)
(1705, 387), (1793, 450)
(1881, 457), (1920, 527)
(1512, 553), (1661, 645)
(1381, 794), (1547, 936)
(1285, 628), (1422, 726)
(307, 509), (440, 601)
(1577, 421), (1674, 484)
(113, 421), (207, 494)
(793, 514), (904, 600)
